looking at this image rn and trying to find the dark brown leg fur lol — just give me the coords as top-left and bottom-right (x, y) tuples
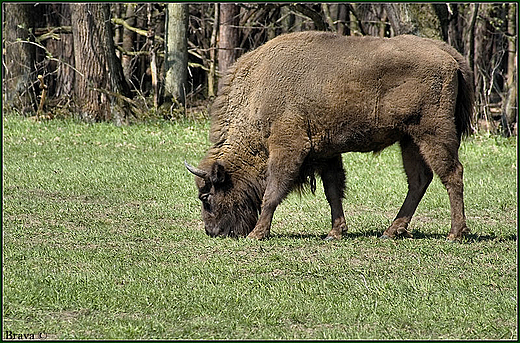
(320, 156), (348, 240)
(383, 133), (469, 240)
(247, 131), (311, 240)
(382, 139), (433, 238)
(420, 135), (468, 240)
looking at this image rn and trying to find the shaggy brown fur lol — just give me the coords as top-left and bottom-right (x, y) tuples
(186, 31), (474, 240)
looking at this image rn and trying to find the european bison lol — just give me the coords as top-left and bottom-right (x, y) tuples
(186, 31), (474, 241)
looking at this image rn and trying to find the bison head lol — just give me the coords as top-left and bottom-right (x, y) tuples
(185, 160), (260, 238)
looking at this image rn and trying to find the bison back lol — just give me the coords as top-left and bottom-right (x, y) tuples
(210, 31), (472, 153)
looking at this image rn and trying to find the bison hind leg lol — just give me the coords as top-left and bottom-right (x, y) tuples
(382, 138), (433, 239)
(415, 133), (469, 240)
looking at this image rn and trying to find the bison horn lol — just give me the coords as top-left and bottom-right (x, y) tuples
(184, 160), (208, 179)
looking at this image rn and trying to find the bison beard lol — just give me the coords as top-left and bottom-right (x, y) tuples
(186, 31), (474, 241)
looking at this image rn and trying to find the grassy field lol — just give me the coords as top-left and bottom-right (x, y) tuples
(2, 114), (517, 340)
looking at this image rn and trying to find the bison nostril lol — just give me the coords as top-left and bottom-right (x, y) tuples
(205, 225), (232, 238)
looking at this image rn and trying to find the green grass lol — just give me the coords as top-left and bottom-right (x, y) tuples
(2, 114), (517, 339)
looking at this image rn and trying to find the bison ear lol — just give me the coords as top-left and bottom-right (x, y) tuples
(211, 162), (228, 185)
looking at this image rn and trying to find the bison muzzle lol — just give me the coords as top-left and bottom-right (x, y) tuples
(186, 31), (474, 241)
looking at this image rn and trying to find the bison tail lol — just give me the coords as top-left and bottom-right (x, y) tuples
(455, 62), (475, 140)
(429, 38), (476, 140)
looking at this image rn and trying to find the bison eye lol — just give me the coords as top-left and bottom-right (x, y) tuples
(199, 193), (213, 212)
(199, 193), (211, 202)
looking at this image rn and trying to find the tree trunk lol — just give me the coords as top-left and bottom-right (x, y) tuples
(44, 4), (75, 101)
(281, 5), (295, 33)
(163, 3), (188, 108)
(384, 3), (418, 36)
(502, 59), (517, 137)
(322, 4), (336, 32)
(218, 3), (240, 90)
(208, 3), (219, 98)
(147, 4), (159, 109)
(336, 4), (350, 36)
(433, 4), (464, 52)
(501, 4), (518, 136)
(432, 4), (449, 42)
(356, 4), (386, 37)
(122, 4), (137, 83)
(290, 4), (327, 31)
(267, 6), (281, 40)
(2, 3), (37, 114)
(348, 4), (367, 36)
(113, 3), (123, 57)
(447, 4), (464, 53)
(71, 3), (132, 124)
(467, 4), (479, 82)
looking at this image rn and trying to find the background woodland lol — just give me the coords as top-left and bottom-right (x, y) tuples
(2, 3), (517, 135)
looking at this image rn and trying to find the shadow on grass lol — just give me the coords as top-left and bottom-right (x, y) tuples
(272, 230), (517, 242)
(411, 231), (517, 242)
(272, 230), (382, 240)
(462, 233), (517, 242)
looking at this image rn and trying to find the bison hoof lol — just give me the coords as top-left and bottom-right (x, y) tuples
(324, 235), (339, 241)
(379, 231), (412, 239)
(396, 228), (413, 238)
(447, 228), (469, 242)
(246, 232), (268, 240)
(446, 233), (462, 242)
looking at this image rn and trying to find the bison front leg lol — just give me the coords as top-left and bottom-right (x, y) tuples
(247, 157), (303, 240)
(246, 181), (286, 240)
(247, 133), (311, 240)
(320, 156), (347, 240)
